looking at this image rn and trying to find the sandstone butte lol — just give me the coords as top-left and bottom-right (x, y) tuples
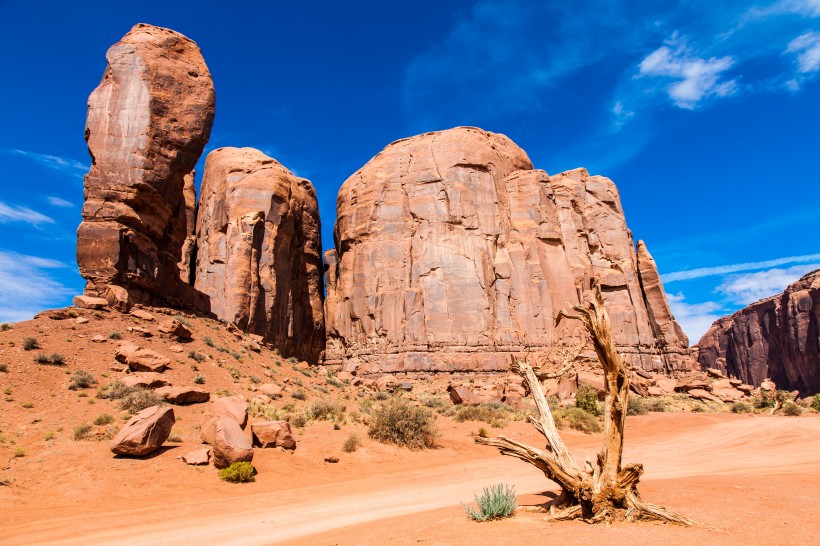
(324, 127), (693, 374)
(194, 147), (325, 363)
(76, 23), (214, 311)
(697, 269), (820, 394)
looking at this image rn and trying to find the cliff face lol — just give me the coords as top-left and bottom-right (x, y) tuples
(324, 127), (692, 373)
(697, 270), (820, 394)
(76, 23), (214, 310)
(194, 147), (325, 362)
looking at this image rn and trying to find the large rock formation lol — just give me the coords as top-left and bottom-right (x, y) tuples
(697, 269), (820, 394)
(194, 147), (325, 362)
(324, 127), (692, 373)
(77, 23), (214, 310)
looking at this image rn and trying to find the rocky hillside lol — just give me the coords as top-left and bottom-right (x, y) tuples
(697, 269), (820, 394)
(324, 127), (692, 374)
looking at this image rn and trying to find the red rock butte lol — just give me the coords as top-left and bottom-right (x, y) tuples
(324, 127), (693, 374)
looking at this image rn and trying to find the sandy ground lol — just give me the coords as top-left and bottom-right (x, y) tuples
(3, 413), (819, 545)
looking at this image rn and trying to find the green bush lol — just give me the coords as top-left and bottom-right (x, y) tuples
(93, 413), (114, 426)
(575, 385), (601, 416)
(188, 351), (205, 363)
(69, 370), (96, 390)
(203, 336), (215, 347)
(109, 331), (121, 340)
(754, 390), (775, 409)
(731, 402), (752, 414)
(218, 461), (255, 483)
(464, 483), (517, 522)
(343, 433), (361, 453)
(23, 337), (39, 350)
(289, 413), (308, 428)
(554, 407), (601, 434)
(812, 394), (820, 412)
(645, 399), (667, 413)
(287, 356), (298, 364)
(454, 403), (509, 424)
(291, 390), (307, 401)
(118, 387), (162, 414)
(73, 423), (92, 441)
(0, 322), (11, 331)
(782, 402), (802, 416)
(627, 397), (648, 416)
(307, 398), (346, 421)
(368, 397), (439, 450)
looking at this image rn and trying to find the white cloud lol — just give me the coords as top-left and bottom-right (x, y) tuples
(786, 31), (820, 75)
(662, 252), (820, 282)
(3, 148), (88, 179)
(667, 292), (726, 344)
(0, 251), (72, 323)
(0, 201), (54, 226)
(47, 196), (74, 208)
(638, 35), (736, 109)
(717, 263), (820, 305)
(747, 0), (820, 20)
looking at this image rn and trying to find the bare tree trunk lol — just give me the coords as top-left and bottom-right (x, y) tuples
(476, 283), (694, 525)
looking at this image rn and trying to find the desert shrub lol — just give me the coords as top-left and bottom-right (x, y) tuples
(228, 367), (241, 380)
(49, 353), (65, 365)
(476, 426), (489, 438)
(645, 399), (667, 413)
(754, 390), (775, 409)
(22, 401), (33, 408)
(343, 433), (361, 453)
(174, 314), (192, 327)
(627, 397), (648, 416)
(44, 430), (55, 441)
(574, 385), (601, 416)
(287, 356), (298, 364)
(67, 310), (78, 318)
(108, 331), (121, 340)
(0, 363), (7, 373)
(203, 336), (215, 347)
(691, 403), (706, 413)
(782, 402), (802, 416)
(731, 402), (753, 414)
(118, 387), (162, 414)
(97, 380), (132, 400)
(230, 352), (242, 361)
(291, 390), (307, 401)
(188, 351), (205, 363)
(34, 353), (51, 364)
(249, 376), (261, 384)
(93, 413), (114, 426)
(69, 370), (96, 390)
(73, 423), (92, 440)
(368, 397), (439, 450)
(218, 461), (255, 483)
(421, 396), (450, 412)
(464, 483), (517, 522)
(14, 447), (25, 458)
(554, 407), (601, 434)
(454, 403), (509, 424)
(327, 378), (343, 388)
(289, 413), (308, 428)
(307, 398), (346, 421)
(194, 374), (205, 384)
(23, 337), (39, 350)
(811, 394), (820, 412)
(0, 322), (11, 331)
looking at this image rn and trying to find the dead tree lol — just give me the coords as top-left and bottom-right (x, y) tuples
(476, 285), (694, 525)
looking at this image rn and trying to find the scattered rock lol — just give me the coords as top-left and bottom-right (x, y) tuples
(211, 416), (254, 469)
(158, 318), (192, 340)
(706, 368), (726, 379)
(91, 335), (107, 343)
(75, 317), (89, 325)
(736, 384), (755, 395)
(251, 421), (296, 450)
(687, 389), (720, 403)
(130, 309), (155, 321)
(128, 326), (153, 337)
(760, 379), (776, 392)
(121, 373), (169, 389)
(73, 295), (109, 309)
(110, 406), (175, 457)
(115, 344), (171, 373)
(182, 447), (210, 466)
(201, 395), (249, 444)
(169, 345), (185, 353)
(258, 384), (283, 399)
(156, 386), (210, 405)
(324, 456), (340, 464)
(448, 385), (482, 406)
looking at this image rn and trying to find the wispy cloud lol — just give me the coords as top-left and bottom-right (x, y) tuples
(717, 263), (820, 305)
(662, 253), (820, 282)
(667, 292), (726, 344)
(637, 34), (737, 109)
(3, 148), (88, 179)
(0, 201), (55, 226)
(785, 31), (820, 88)
(0, 251), (72, 323)
(47, 196), (75, 208)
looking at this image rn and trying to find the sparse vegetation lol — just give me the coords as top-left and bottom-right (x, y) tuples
(174, 314), (192, 327)
(194, 374), (205, 384)
(464, 483), (517, 522)
(118, 387), (163, 414)
(287, 357), (298, 364)
(454, 403), (509, 425)
(0, 363), (8, 373)
(93, 413), (114, 426)
(67, 310), (78, 318)
(289, 413), (308, 428)
(645, 398), (667, 413)
(188, 351), (206, 363)
(307, 398), (346, 422)
(108, 331), (121, 340)
(731, 402), (753, 414)
(343, 433), (361, 453)
(69, 370), (96, 390)
(574, 385), (602, 416)
(218, 461), (255, 483)
(783, 402), (802, 416)
(754, 390), (775, 409)
(0, 322), (11, 331)
(553, 407), (602, 434)
(73, 423), (92, 440)
(23, 337), (39, 350)
(812, 394), (820, 412)
(14, 447), (25, 458)
(368, 397), (439, 450)
(21, 401), (33, 409)
(35, 353), (65, 365)
(203, 336), (215, 347)
(44, 430), (55, 441)
(291, 390), (307, 401)
(627, 396), (648, 415)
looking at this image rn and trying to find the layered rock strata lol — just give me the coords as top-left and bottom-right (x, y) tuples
(697, 269), (820, 394)
(194, 147), (325, 362)
(324, 127), (692, 373)
(77, 23), (214, 310)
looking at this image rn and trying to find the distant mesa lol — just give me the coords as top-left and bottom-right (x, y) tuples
(324, 126), (693, 374)
(696, 269), (820, 394)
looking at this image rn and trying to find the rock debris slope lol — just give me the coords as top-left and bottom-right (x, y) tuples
(697, 269), (820, 394)
(194, 147), (325, 362)
(324, 127), (691, 373)
(76, 23), (214, 310)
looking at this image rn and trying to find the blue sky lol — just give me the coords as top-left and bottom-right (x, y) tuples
(0, 0), (817, 343)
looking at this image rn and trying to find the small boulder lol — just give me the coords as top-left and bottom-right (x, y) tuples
(110, 406), (175, 457)
(201, 395), (249, 444)
(736, 384), (755, 395)
(212, 416), (254, 469)
(73, 295), (109, 309)
(182, 447), (210, 466)
(713, 388), (744, 402)
(75, 317), (90, 325)
(116, 344), (170, 373)
(158, 318), (192, 340)
(121, 372), (169, 389)
(258, 383), (283, 399)
(760, 379), (776, 392)
(251, 421), (296, 450)
(130, 309), (155, 321)
(156, 386), (210, 405)
(688, 388), (720, 402)
(706, 367), (726, 379)
(91, 335), (107, 343)
(324, 456), (340, 464)
(448, 385), (481, 406)
(128, 326), (153, 337)
(709, 378), (734, 392)
(654, 377), (677, 394)
(335, 371), (354, 382)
